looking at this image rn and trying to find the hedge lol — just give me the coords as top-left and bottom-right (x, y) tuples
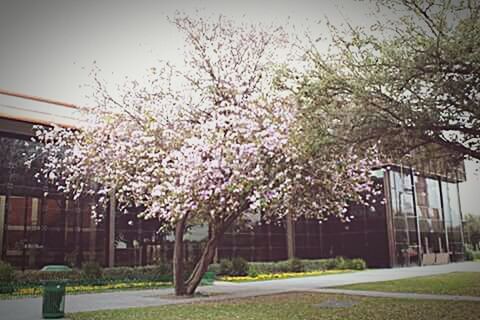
(465, 246), (480, 261)
(209, 257), (367, 276)
(5, 256), (366, 286)
(11, 264), (172, 286)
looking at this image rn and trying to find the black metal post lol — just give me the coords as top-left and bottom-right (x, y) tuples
(438, 177), (450, 255)
(410, 168), (423, 266)
(22, 196), (28, 271)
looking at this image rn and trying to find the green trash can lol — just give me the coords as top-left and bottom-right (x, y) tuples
(42, 281), (66, 319)
(41, 265), (71, 319)
(200, 271), (216, 285)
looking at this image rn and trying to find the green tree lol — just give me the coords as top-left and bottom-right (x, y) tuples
(299, 0), (480, 164)
(464, 213), (480, 247)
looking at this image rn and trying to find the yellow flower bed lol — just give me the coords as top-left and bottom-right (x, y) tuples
(219, 270), (353, 282)
(16, 287), (42, 296)
(66, 281), (171, 294)
(11, 281), (171, 297)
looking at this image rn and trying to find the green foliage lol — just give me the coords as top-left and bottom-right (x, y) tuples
(475, 251), (480, 261)
(287, 258), (305, 272)
(324, 258), (338, 270)
(344, 258), (367, 270)
(247, 269), (258, 277)
(0, 261), (15, 293)
(465, 246), (474, 261)
(0, 261), (15, 283)
(11, 265), (173, 286)
(299, 0), (480, 164)
(215, 258), (250, 276)
(333, 257), (346, 269)
(464, 214), (480, 247)
(14, 270), (81, 284)
(246, 261), (288, 275)
(102, 266), (172, 282)
(230, 257), (249, 276)
(218, 259), (233, 276)
(153, 260), (172, 277)
(81, 262), (103, 280)
(211, 257), (367, 276)
(464, 244), (480, 261)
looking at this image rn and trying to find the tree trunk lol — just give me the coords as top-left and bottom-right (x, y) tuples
(185, 235), (219, 295)
(173, 216), (187, 296)
(185, 214), (240, 295)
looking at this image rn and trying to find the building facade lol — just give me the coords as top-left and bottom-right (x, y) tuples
(0, 90), (466, 269)
(219, 165), (465, 267)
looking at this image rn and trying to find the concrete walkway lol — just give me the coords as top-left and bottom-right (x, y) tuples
(0, 261), (479, 320)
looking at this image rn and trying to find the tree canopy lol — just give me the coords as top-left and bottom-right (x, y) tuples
(299, 0), (480, 165)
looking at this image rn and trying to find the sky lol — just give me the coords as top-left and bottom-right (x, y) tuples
(0, 0), (479, 215)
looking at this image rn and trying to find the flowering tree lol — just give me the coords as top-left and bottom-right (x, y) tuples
(35, 15), (381, 296)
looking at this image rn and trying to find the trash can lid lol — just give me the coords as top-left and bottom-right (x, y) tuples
(41, 265), (73, 272)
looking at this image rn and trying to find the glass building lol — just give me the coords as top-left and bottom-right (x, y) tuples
(0, 90), (466, 269)
(387, 167), (465, 266)
(219, 166), (465, 267)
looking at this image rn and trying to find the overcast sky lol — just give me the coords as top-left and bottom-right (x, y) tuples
(0, 0), (479, 215)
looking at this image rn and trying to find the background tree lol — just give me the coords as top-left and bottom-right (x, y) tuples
(34, 14), (381, 296)
(299, 0), (480, 165)
(464, 213), (480, 248)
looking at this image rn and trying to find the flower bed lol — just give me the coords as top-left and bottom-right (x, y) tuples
(65, 281), (171, 294)
(1, 280), (172, 299)
(218, 269), (354, 282)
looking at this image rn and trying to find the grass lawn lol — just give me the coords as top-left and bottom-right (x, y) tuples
(68, 292), (480, 320)
(336, 272), (480, 296)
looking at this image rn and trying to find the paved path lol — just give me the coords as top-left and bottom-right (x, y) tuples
(0, 261), (479, 320)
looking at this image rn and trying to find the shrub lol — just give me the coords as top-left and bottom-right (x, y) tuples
(246, 262), (269, 275)
(10, 264), (176, 286)
(230, 257), (249, 276)
(333, 256), (346, 269)
(0, 260), (15, 283)
(81, 261), (103, 280)
(0, 261), (15, 294)
(302, 259), (328, 272)
(153, 260), (172, 277)
(8, 256), (367, 285)
(102, 266), (136, 280)
(218, 259), (233, 276)
(287, 258), (304, 272)
(102, 265), (172, 281)
(474, 251), (480, 260)
(14, 270), (81, 284)
(276, 260), (291, 273)
(324, 258), (338, 270)
(216, 258), (249, 276)
(345, 258), (367, 270)
(246, 257), (366, 274)
(247, 268), (258, 277)
(465, 248), (474, 261)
